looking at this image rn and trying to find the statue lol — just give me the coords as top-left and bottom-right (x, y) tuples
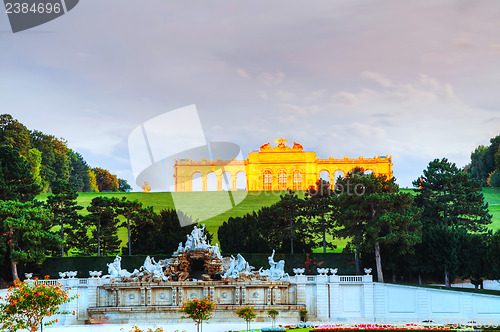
(177, 242), (184, 253)
(103, 255), (139, 279)
(140, 256), (168, 281)
(223, 254), (254, 279)
(259, 250), (289, 280)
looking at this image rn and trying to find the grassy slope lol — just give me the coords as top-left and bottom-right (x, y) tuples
(37, 188), (500, 251)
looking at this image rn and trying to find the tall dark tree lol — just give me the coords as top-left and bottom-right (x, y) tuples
(85, 197), (121, 256)
(0, 201), (59, 280)
(0, 114), (31, 157)
(335, 167), (421, 282)
(67, 150), (91, 192)
(0, 145), (40, 202)
(413, 158), (492, 286)
(303, 179), (337, 253)
(114, 197), (143, 255)
(45, 179), (83, 257)
(218, 192), (314, 254)
(118, 179), (132, 192)
(130, 209), (196, 255)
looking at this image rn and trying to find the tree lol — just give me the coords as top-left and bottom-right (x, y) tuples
(0, 201), (59, 280)
(180, 298), (215, 332)
(30, 130), (70, 192)
(130, 209), (196, 255)
(488, 170), (500, 187)
(235, 305), (256, 332)
(335, 167), (422, 282)
(466, 134), (500, 186)
(85, 197), (121, 256)
(118, 178), (132, 192)
(45, 179), (83, 257)
(0, 145), (40, 202)
(0, 277), (75, 332)
(413, 158), (492, 286)
(93, 167), (119, 192)
(87, 169), (99, 192)
(267, 309), (279, 327)
(114, 197), (143, 256)
(0, 114), (31, 157)
(303, 179), (337, 253)
(67, 150), (91, 192)
(218, 193), (314, 254)
(25, 148), (43, 190)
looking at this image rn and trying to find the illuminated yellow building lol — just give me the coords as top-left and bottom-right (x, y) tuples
(174, 138), (393, 191)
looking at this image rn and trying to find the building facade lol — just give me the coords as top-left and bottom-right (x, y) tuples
(174, 138), (393, 191)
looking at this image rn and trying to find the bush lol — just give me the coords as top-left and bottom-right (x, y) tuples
(0, 277), (76, 331)
(488, 171), (500, 187)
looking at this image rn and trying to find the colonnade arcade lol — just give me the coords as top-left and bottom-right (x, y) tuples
(173, 139), (393, 192)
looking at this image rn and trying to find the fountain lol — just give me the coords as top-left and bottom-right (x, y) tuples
(86, 225), (304, 323)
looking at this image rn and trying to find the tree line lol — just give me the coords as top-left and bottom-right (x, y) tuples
(218, 158), (499, 287)
(466, 133), (500, 187)
(0, 114), (131, 193)
(0, 149), (198, 281)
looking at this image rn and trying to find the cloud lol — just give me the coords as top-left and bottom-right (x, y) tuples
(259, 71), (285, 85)
(236, 68), (252, 80)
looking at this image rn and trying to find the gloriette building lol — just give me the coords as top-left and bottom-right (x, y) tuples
(174, 138), (393, 192)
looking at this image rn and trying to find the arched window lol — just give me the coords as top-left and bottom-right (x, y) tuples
(293, 170), (302, 190)
(263, 170), (272, 190)
(277, 170), (287, 190)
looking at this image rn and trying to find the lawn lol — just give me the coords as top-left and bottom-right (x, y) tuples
(37, 187), (500, 251)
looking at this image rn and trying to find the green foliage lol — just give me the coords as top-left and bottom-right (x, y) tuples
(68, 150), (91, 192)
(26, 148), (43, 190)
(121, 326), (164, 332)
(0, 200), (60, 280)
(118, 178), (132, 192)
(0, 277), (75, 331)
(267, 309), (279, 327)
(413, 158), (492, 285)
(0, 114), (31, 157)
(93, 167), (119, 192)
(414, 158), (492, 232)
(467, 134), (500, 186)
(30, 130), (70, 192)
(82, 197), (122, 256)
(335, 167), (422, 282)
(488, 170), (500, 187)
(45, 179), (83, 257)
(131, 209), (195, 255)
(218, 192), (314, 254)
(0, 145), (40, 202)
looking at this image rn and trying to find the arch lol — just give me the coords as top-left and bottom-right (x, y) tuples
(364, 169), (374, 175)
(206, 172), (217, 191)
(292, 170), (303, 190)
(263, 170), (272, 190)
(236, 172), (247, 190)
(192, 172), (202, 192)
(221, 172), (232, 191)
(319, 170), (330, 184)
(277, 170), (287, 190)
(332, 170), (345, 185)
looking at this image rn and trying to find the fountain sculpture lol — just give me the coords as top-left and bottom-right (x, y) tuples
(87, 225), (302, 323)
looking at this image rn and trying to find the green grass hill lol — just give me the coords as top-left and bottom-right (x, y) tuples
(37, 187), (500, 252)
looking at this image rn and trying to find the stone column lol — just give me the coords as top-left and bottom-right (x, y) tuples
(232, 176), (237, 191)
(202, 175), (207, 191)
(316, 275), (329, 320)
(217, 174), (222, 191)
(172, 287), (177, 306)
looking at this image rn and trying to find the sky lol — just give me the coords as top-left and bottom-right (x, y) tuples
(1, 1), (499, 190)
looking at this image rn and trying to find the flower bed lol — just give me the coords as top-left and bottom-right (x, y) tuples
(312, 324), (455, 331)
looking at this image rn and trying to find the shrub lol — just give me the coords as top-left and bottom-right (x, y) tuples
(180, 298), (215, 332)
(0, 277), (76, 331)
(235, 305), (257, 331)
